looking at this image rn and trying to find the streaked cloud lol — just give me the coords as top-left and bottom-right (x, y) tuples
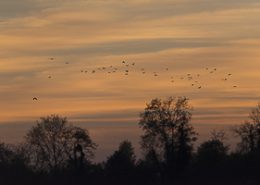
(0, 0), (260, 151)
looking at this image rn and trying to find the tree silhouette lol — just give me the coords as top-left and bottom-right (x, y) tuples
(0, 143), (13, 166)
(196, 130), (229, 168)
(25, 115), (97, 172)
(0, 142), (31, 183)
(105, 140), (136, 185)
(137, 149), (162, 185)
(234, 103), (260, 153)
(139, 97), (197, 176)
(106, 140), (135, 171)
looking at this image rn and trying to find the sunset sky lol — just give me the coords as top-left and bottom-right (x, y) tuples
(0, 0), (260, 161)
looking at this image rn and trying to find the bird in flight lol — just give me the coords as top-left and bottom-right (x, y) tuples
(33, 97), (38, 101)
(42, 59), (239, 92)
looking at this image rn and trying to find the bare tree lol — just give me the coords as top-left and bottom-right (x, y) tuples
(234, 103), (260, 153)
(25, 115), (97, 172)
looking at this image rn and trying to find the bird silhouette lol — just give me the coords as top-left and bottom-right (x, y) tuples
(33, 97), (38, 101)
(43, 60), (239, 92)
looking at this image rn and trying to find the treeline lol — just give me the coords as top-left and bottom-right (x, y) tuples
(1, 97), (260, 185)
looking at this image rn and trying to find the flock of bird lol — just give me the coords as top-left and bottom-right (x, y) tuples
(33, 58), (238, 101)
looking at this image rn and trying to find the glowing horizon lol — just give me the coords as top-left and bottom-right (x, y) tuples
(1, 0), (260, 127)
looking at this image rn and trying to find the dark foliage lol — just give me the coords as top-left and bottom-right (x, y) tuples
(104, 140), (136, 185)
(139, 97), (197, 178)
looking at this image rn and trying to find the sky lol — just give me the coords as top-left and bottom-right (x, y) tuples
(0, 0), (260, 161)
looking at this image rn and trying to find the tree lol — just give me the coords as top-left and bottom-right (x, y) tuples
(105, 140), (136, 185)
(0, 142), (31, 182)
(137, 149), (162, 185)
(234, 103), (260, 153)
(139, 97), (197, 173)
(0, 143), (14, 166)
(25, 115), (97, 172)
(105, 140), (136, 172)
(196, 130), (229, 168)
